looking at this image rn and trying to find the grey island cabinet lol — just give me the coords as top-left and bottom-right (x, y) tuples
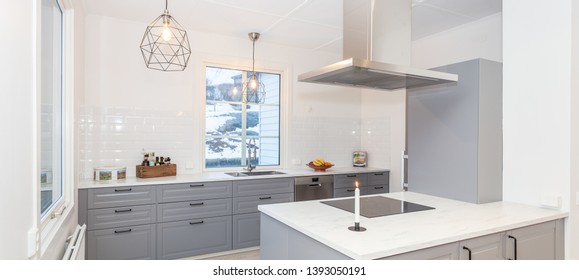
(259, 192), (567, 260)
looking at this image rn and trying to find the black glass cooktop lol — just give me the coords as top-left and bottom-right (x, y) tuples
(321, 196), (435, 218)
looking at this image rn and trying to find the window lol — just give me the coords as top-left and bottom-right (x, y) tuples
(40, 0), (64, 218)
(205, 66), (281, 169)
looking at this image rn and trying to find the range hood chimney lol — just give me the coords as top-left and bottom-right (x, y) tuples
(298, 0), (458, 90)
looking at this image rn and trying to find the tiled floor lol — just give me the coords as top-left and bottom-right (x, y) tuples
(200, 249), (260, 260)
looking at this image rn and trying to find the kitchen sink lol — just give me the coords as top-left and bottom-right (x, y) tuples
(224, 171), (286, 177)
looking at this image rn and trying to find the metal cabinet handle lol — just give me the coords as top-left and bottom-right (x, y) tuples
(189, 184), (204, 188)
(308, 184), (322, 187)
(374, 173), (384, 176)
(114, 229), (132, 234)
(462, 246), (472, 260)
(114, 208), (132, 213)
(374, 186), (384, 189)
(346, 175), (357, 178)
(189, 202), (205, 206)
(114, 188), (132, 192)
(508, 235), (518, 260)
(259, 196), (272, 200)
(189, 221), (204, 225)
(346, 189), (355, 192)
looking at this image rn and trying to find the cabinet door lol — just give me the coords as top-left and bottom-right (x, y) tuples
(233, 212), (260, 249)
(157, 181), (232, 203)
(334, 173), (368, 189)
(157, 216), (232, 260)
(87, 224), (156, 260)
(87, 204), (156, 230)
(157, 198), (232, 223)
(380, 243), (459, 260)
(367, 172), (389, 186)
(506, 220), (562, 260)
(88, 185), (156, 209)
(233, 192), (293, 215)
(459, 233), (504, 260)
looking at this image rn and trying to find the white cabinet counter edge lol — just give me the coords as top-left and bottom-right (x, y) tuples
(258, 191), (568, 260)
(78, 167), (389, 189)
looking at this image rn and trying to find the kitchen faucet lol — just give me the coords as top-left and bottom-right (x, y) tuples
(245, 138), (257, 172)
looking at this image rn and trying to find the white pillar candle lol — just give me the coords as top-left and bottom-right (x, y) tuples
(354, 181), (360, 224)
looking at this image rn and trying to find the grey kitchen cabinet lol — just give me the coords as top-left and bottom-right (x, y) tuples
(379, 243), (460, 260)
(333, 173), (368, 198)
(367, 171), (389, 195)
(333, 186), (368, 198)
(459, 233), (504, 260)
(407, 59), (503, 204)
(157, 216), (233, 260)
(157, 181), (232, 203)
(87, 224), (156, 260)
(232, 178), (294, 249)
(505, 220), (564, 260)
(79, 185), (158, 260)
(157, 197), (232, 223)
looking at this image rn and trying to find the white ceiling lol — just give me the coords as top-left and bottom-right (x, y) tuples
(80, 0), (501, 54)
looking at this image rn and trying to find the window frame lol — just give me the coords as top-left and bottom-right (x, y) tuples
(34, 0), (75, 257)
(201, 61), (288, 172)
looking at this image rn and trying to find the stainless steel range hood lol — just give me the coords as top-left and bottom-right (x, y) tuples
(298, 0), (458, 90)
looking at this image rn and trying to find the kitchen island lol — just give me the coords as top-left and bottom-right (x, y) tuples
(258, 192), (568, 260)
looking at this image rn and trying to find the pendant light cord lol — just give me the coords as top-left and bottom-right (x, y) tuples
(165, 0), (168, 10)
(252, 39), (256, 74)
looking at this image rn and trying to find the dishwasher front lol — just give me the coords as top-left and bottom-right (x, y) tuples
(294, 175), (334, 201)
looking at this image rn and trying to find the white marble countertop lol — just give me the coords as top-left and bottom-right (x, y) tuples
(258, 191), (568, 260)
(78, 167), (389, 189)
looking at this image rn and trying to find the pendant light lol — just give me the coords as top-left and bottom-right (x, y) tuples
(140, 0), (191, 71)
(241, 32), (266, 104)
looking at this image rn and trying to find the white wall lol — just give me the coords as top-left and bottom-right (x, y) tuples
(412, 13), (503, 68)
(503, 0), (573, 257)
(80, 15), (363, 179)
(571, 0), (579, 259)
(0, 0), (36, 260)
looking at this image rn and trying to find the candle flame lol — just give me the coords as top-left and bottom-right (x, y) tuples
(355, 181), (359, 188)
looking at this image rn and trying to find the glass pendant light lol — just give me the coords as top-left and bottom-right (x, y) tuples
(140, 0), (191, 71)
(242, 32), (266, 104)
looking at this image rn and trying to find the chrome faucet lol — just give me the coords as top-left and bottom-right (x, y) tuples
(245, 138), (257, 172)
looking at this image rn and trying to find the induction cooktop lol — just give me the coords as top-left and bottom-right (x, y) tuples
(321, 196), (435, 218)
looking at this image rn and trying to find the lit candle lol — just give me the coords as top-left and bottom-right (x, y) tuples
(354, 181), (360, 225)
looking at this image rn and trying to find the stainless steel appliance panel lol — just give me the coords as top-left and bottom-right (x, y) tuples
(294, 175), (333, 201)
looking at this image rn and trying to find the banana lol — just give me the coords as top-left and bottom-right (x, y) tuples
(313, 158), (325, 166)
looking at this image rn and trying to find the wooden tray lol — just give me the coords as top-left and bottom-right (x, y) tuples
(136, 164), (177, 178)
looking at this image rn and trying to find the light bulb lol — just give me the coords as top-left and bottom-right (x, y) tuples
(249, 77), (258, 90)
(162, 27), (172, 42)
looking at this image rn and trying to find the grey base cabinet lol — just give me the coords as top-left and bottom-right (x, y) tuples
(459, 233), (503, 260)
(379, 243), (460, 260)
(505, 220), (564, 260)
(233, 212), (260, 249)
(87, 224), (156, 260)
(157, 216), (233, 260)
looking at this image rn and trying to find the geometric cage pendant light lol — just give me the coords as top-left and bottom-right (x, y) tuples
(241, 32), (267, 104)
(140, 0), (191, 71)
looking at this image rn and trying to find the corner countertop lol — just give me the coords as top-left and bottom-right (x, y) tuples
(78, 167), (389, 189)
(258, 191), (568, 260)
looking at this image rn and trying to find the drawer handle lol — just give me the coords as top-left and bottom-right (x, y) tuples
(508, 235), (518, 260)
(189, 184), (205, 188)
(308, 184), (322, 187)
(346, 189), (355, 192)
(189, 202), (205, 206)
(114, 229), (132, 234)
(374, 173), (384, 176)
(114, 188), (132, 192)
(259, 196), (272, 200)
(346, 175), (357, 178)
(189, 221), (204, 225)
(374, 187), (384, 189)
(462, 246), (472, 260)
(114, 208), (132, 213)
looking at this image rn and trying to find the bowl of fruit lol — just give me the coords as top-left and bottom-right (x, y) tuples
(307, 158), (334, 171)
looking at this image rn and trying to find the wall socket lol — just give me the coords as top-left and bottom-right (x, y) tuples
(540, 194), (562, 209)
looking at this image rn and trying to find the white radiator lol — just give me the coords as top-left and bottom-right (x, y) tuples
(62, 224), (86, 260)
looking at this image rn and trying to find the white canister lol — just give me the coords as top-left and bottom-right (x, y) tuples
(94, 167), (127, 181)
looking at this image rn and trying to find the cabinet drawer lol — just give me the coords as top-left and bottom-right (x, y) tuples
(368, 185), (389, 195)
(157, 216), (232, 260)
(158, 198), (232, 223)
(87, 224), (156, 260)
(233, 192), (293, 215)
(233, 178), (294, 197)
(157, 181), (232, 203)
(87, 204), (156, 230)
(368, 171), (389, 186)
(233, 212), (260, 249)
(334, 186), (368, 198)
(334, 173), (368, 189)
(88, 185), (156, 209)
